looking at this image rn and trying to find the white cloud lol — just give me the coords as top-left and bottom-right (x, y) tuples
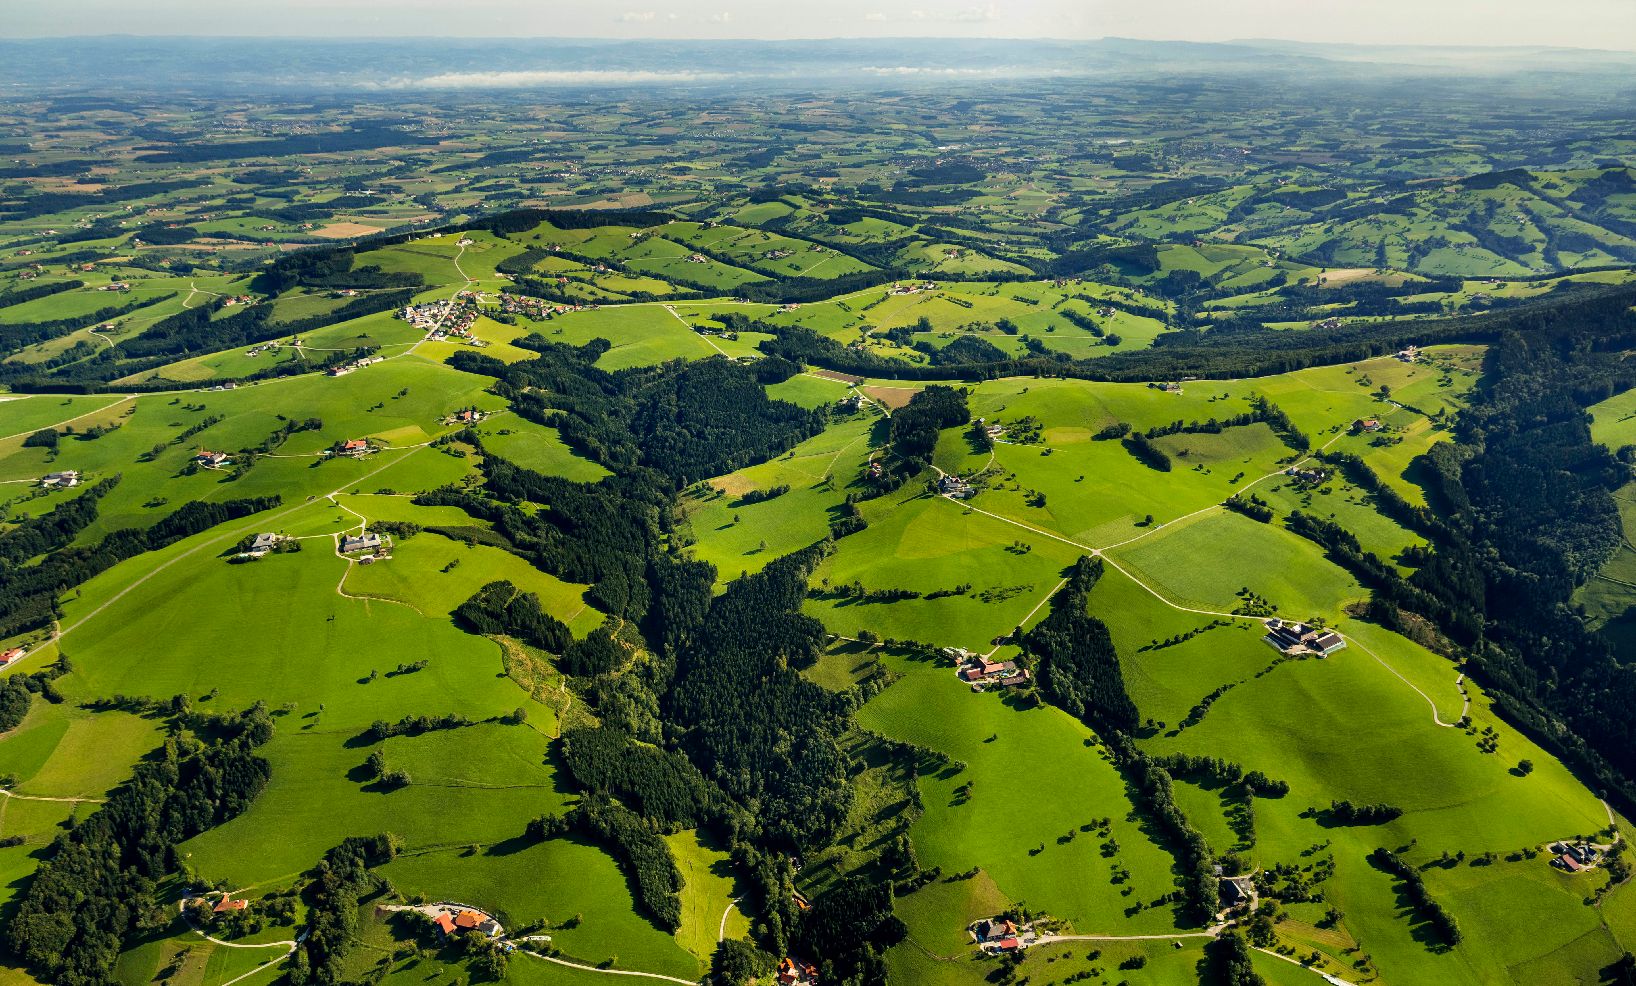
(864, 11), (887, 21)
(619, 10), (656, 22)
(951, 4), (999, 22)
(403, 69), (731, 88)
(710, 10), (732, 22)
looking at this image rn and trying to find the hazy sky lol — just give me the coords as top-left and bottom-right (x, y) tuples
(7, 0), (1636, 50)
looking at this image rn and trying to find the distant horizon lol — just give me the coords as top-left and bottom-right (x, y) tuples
(6, 0), (1636, 52)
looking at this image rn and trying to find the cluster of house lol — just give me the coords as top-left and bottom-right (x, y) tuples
(949, 649), (1031, 691)
(1149, 381), (1183, 394)
(39, 470), (79, 489)
(937, 474), (976, 499)
(327, 355), (385, 377)
(1551, 841), (1603, 874)
(1397, 345), (1420, 363)
(432, 908), (503, 938)
(1262, 619), (1347, 657)
(975, 417), (1006, 440)
(763, 248), (794, 260)
(779, 303), (801, 313)
(836, 395), (862, 414)
(776, 957), (819, 985)
(207, 382), (239, 392)
(887, 281), (940, 296)
(397, 300), (477, 336)
(968, 916), (1035, 954)
(687, 253), (710, 264)
(99, 281), (132, 292)
(447, 408), (487, 426)
(245, 341), (282, 358)
(333, 288), (361, 298)
(333, 439), (373, 458)
(1309, 317), (1344, 330)
(867, 460), (884, 480)
(497, 294), (553, 318)
(0, 647), (27, 667)
(219, 295), (256, 307)
(195, 449), (233, 468)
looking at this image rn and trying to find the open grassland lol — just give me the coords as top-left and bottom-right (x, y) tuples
(859, 651), (1191, 939)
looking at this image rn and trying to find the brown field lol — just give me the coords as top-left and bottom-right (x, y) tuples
(861, 384), (921, 409)
(312, 222), (386, 239)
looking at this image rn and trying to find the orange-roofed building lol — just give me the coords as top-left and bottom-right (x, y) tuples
(434, 913), (457, 936)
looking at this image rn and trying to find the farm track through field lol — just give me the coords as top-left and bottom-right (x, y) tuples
(518, 948), (697, 985)
(0, 787), (104, 804)
(717, 900), (738, 942)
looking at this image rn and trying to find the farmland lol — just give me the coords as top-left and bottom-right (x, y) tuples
(0, 36), (1634, 986)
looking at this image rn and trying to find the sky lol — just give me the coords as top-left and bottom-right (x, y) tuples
(5, 0), (1636, 51)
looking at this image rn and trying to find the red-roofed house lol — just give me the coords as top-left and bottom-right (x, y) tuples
(434, 913), (457, 936)
(1560, 854), (1584, 873)
(0, 648), (25, 666)
(213, 898), (249, 914)
(341, 440), (370, 456)
(995, 937), (1021, 952)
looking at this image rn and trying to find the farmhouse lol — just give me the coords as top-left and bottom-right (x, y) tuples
(1353, 418), (1383, 433)
(777, 957), (819, 986)
(339, 439), (372, 457)
(938, 474), (975, 499)
(40, 471), (79, 489)
(248, 533), (285, 555)
(971, 917), (1017, 943)
(0, 648), (26, 666)
(340, 532), (384, 554)
(1219, 876), (1255, 908)
(453, 910), (501, 936)
(213, 897), (249, 914)
(1397, 345), (1421, 362)
(194, 450), (231, 468)
(433, 913), (457, 936)
(957, 656), (1032, 690)
(1263, 620), (1347, 657)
